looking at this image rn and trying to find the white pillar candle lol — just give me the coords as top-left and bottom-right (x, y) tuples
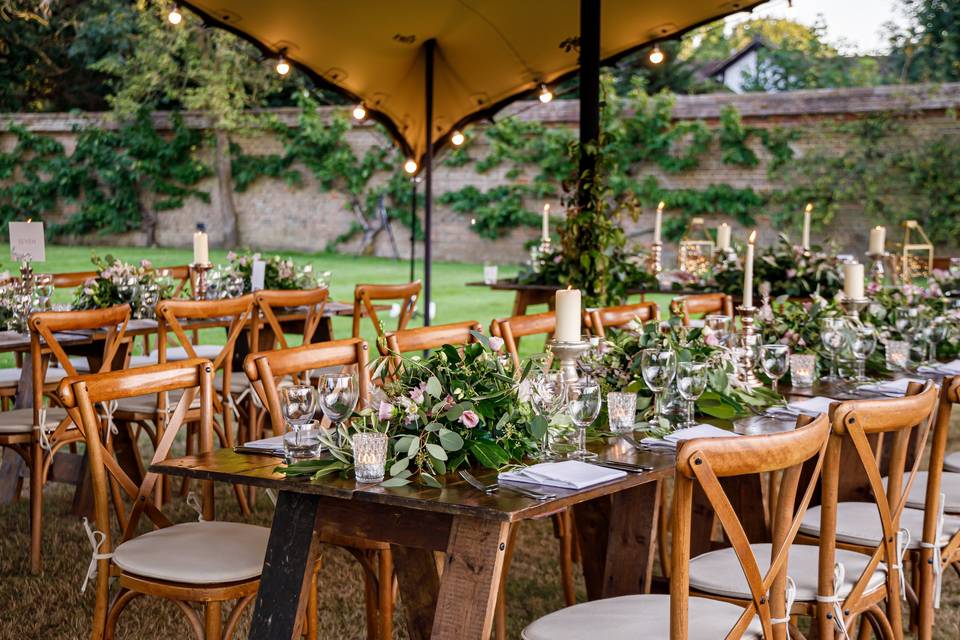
(868, 226), (886, 255)
(541, 204), (550, 242)
(844, 262), (865, 300)
(192, 227), (209, 265)
(716, 223), (731, 251)
(555, 288), (582, 343)
(743, 231), (757, 308)
(653, 201), (664, 244)
(801, 203), (812, 250)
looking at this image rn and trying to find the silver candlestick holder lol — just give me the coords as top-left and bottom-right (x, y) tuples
(840, 297), (869, 324)
(548, 339), (591, 384)
(648, 242), (663, 279)
(735, 305), (763, 388)
(190, 263), (213, 300)
(867, 252), (888, 287)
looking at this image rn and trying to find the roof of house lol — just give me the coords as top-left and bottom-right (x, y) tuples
(695, 37), (769, 81)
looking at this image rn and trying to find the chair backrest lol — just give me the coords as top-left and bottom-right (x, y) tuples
(491, 311), (555, 369)
(51, 271), (99, 289)
(919, 376), (960, 552)
(583, 302), (659, 338)
(816, 384), (938, 619)
(671, 414), (831, 640)
(244, 338), (370, 436)
(253, 287), (329, 352)
(670, 293), (734, 326)
(352, 281), (421, 339)
(381, 320), (482, 356)
(155, 265), (192, 298)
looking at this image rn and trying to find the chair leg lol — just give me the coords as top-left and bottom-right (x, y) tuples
(555, 511), (576, 606)
(495, 523), (519, 640)
(204, 601), (222, 640)
(363, 557), (378, 640)
(29, 441), (43, 573)
(377, 548), (394, 640)
(305, 563), (319, 640)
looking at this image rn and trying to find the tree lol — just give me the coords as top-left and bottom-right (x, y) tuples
(886, 0), (960, 83)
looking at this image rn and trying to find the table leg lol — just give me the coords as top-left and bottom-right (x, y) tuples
(249, 491), (321, 640)
(574, 479), (660, 599)
(393, 546), (441, 640)
(0, 447), (25, 504)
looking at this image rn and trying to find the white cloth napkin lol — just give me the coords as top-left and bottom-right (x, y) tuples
(640, 423), (738, 450)
(241, 435), (285, 452)
(766, 396), (835, 420)
(857, 378), (924, 397)
(918, 360), (960, 376)
(499, 460), (625, 490)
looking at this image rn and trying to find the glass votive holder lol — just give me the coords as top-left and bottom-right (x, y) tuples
(483, 262), (499, 285)
(607, 392), (638, 433)
(283, 419), (322, 462)
(885, 340), (910, 371)
(353, 432), (389, 483)
(837, 355), (858, 381)
(789, 354), (816, 388)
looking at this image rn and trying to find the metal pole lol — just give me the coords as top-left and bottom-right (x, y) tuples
(578, 0), (600, 210)
(409, 177), (417, 282)
(424, 39), (435, 327)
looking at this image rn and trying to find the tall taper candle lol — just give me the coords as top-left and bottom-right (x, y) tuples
(716, 223), (731, 250)
(541, 204), (550, 242)
(868, 226), (886, 255)
(844, 262), (865, 300)
(801, 203), (812, 250)
(743, 230), (757, 308)
(654, 201), (664, 244)
(555, 287), (582, 342)
(192, 224), (209, 264)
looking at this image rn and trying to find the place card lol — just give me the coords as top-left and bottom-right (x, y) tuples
(251, 259), (266, 291)
(9, 221), (45, 262)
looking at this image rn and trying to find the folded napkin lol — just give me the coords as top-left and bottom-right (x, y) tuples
(640, 423), (738, 450)
(918, 359), (960, 376)
(766, 396), (835, 420)
(857, 378), (925, 397)
(499, 460), (625, 490)
(237, 435), (285, 455)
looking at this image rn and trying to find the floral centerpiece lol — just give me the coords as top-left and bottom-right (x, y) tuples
(72, 254), (176, 318)
(517, 244), (658, 299)
(225, 251), (324, 293)
(276, 333), (544, 486)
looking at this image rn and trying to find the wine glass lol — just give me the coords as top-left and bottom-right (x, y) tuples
(280, 384), (318, 431)
(576, 337), (605, 382)
(849, 324), (877, 382)
(567, 380), (601, 460)
(759, 344), (790, 393)
(704, 314), (732, 347)
(34, 274), (54, 311)
(318, 373), (359, 444)
(531, 371), (567, 461)
(820, 318), (847, 382)
(676, 362), (708, 429)
(925, 317), (949, 364)
(640, 348), (677, 429)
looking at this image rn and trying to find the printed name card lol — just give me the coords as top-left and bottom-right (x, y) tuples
(9, 221), (45, 262)
(251, 259), (266, 291)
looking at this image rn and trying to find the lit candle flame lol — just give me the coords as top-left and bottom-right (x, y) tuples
(26, 218), (31, 223)
(748, 230), (757, 244)
(543, 203), (550, 213)
(804, 202), (813, 213)
(657, 201), (665, 212)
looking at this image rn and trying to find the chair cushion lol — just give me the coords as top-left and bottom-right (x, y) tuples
(160, 345), (222, 362)
(0, 367), (67, 387)
(882, 471), (960, 513)
(115, 390), (200, 415)
(113, 521), (269, 584)
(0, 407), (70, 434)
(521, 594), (762, 640)
(215, 370), (250, 394)
(800, 502), (960, 549)
(945, 451), (960, 473)
(689, 543), (886, 602)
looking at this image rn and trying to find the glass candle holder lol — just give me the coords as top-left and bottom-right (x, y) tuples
(483, 262), (499, 285)
(353, 432), (389, 483)
(606, 392), (638, 433)
(789, 354), (816, 388)
(283, 419), (322, 462)
(885, 340), (910, 371)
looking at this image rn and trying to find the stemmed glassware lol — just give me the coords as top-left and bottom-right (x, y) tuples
(318, 373), (359, 445)
(820, 318), (847, 382)
(848, 324), (877, 382)
(530, 371), (567, 461)
(760, 344), (790, 393)
(640, 348), (677, 430)
(925, 317), (949, 365)
(280, 384), (320, 460)
(894, 307), (919, 365)
(704, 314), (732, 347)
(139, 282), (160, 319)
(566, 380), (601, 460)
(33, 274), (54, 311)
(676, 362), (708, 429)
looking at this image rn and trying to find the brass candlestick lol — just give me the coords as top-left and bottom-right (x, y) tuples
(735, 305), (763, 389)
(547, 339), (590, 384)
(190, 263), (213, 301)
(840, 297), (869, 324)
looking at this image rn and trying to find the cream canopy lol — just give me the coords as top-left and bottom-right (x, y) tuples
(181, 0), (766, 164)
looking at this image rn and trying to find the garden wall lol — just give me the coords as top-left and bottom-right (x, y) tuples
(2, 83), (959, 265)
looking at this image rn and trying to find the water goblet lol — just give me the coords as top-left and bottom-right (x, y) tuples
(759, 344), (790, 393)
(640, 348), (677, 429)
(34, 274), (54, 311)
(566, 380), (601, 460)
(820, 318), (847, 382)
(318, 373), (359, 445)
(925, 318), (949, 364)
(280, 385), (319, 461)
(676, 362), (708, 429)
(530, 371), (567, 460)
(704, 314), (732, 347)
(849, 324), (877, 381)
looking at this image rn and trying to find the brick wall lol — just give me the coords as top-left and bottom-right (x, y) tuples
(3, 83), (959, 264)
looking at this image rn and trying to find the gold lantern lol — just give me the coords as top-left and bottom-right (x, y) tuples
(899, 220), (934, 281)
(677, 217), (714, 276)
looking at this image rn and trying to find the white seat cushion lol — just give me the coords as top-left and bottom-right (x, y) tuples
(0, 367), (67, 387)
(689, 543), (886, 602)
(160, 345), (222, 361)
(112, 521), (269, 584)
(115, 390), (201, 415)
(800, 502), (960, 549)
(945, 451), (960, 473)
(0, 407), (70, 434)
(522, 594), (762, 640)
(882, 471), (960, 513)
(68, 357), (91, 373)
(215, 370), (250, 394)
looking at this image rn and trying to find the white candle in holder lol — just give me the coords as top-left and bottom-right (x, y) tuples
(716, 223), (731, 250)
(555, 288), (581, 343)
(653, 201), (664, 244)
(743, 230), (757, 308)
(844, 262), (865, 300)
(541, 204), (550, 242)
(801, 203), (812, 250)
(868, 226), (886, 254)
(192, 225), (209, 264)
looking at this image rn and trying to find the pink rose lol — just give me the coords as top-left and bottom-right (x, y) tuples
(704, 333), (719, 347)
(140, 259), (152, 269)
(409, 387), (424, 404)
(378, 401), (394, 421)
(488, 336), (504, 352)
(459, 410), (479, 429)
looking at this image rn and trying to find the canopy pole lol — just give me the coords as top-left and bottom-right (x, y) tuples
(424, 38), (435, 327)
(409, 177), (417, 282)
(578, 0), (600, 209)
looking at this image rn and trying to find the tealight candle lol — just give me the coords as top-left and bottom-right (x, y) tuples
(541, 204), (550, 242)
(843, 262), (865, 300)
(802, 203), (812, 250)
(555, 287), (581, 342)
(654, 201), (664, 244)
(743, 230), (756, 308)
(193, 224), (209, 265)
(716, 223), (731, 251)
(868, 226), (886, 254)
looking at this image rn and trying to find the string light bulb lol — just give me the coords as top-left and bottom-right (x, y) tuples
(404, 159), (418, 174)
(352, 104), (367, 120)
(451, 130), (465, 146)
(275, 54), (291, 76)
(167, 3), (182, 25)
(649, 44), (665, 65)
(538, 84), (553, 104)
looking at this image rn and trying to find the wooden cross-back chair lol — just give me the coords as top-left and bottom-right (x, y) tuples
(352, 280), (421, 340)
(523, 414), (832, 640)
(670, 293), (734, 326)
(583, 301), (660, 338)
(244, 339), (394, 640)
(380, 320), (482, 375)
(490, 311), (555, 369)
(0, 305), (132, 573)
(57, 359), (295, 640)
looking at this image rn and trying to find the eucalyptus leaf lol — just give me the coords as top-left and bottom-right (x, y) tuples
(426, 376), (443, 398)
(425, 443), (448, 460)
(437, 428), (465, 451)
(379, 476), (412, 488)
(407, 436), (421, 457)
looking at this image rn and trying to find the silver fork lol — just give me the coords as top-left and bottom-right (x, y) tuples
(458, 470), (556, 500)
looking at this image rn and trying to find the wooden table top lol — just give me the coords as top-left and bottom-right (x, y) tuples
(465, 280), (713, 297)
(0, 330), (93, 353)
